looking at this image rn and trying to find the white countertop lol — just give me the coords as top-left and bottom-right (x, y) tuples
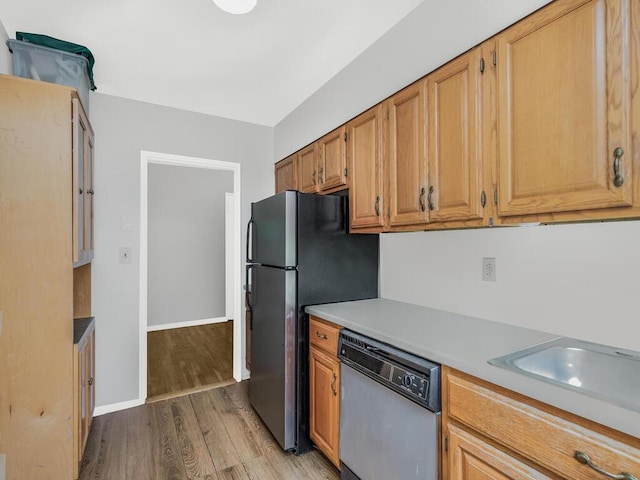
(306, 298), (640, 439)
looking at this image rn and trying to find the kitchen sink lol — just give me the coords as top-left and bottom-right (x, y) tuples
(489, 337), (640, 413)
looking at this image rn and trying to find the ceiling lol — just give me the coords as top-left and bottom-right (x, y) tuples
(2, 0), (423, 126)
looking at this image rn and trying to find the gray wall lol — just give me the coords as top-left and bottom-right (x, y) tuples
(274, 0), (640, 353)
(147, 164), (233, 327)
(91, 93), (272, 408)
(0, 18), (12, 74)
(274, 0), (553, 159)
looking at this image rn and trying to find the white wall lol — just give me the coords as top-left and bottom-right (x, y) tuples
(0, 18), (12, 74)
(380, 223), (640, 352)
(147, 164), (233, 327)
(91, 93), (272, 408)
(274, 0), (640, 353)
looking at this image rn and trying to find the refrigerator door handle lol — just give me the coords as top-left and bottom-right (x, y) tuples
(245, 264), (256, 330)
(246, 217), (255, 263)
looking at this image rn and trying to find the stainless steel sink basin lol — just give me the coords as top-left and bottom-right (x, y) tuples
(489, 337), (640, 413)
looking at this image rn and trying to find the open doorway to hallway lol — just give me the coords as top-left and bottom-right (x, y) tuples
(146, 163), (234, 401)
(139, 151), (243, 403)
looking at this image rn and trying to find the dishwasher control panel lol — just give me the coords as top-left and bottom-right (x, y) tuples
(391, 366), (429, 400)
(338, 329), (441, 412)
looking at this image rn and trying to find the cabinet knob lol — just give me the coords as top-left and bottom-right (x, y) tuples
(79, 188), (83, 194)
(87, 189), (94, 195)
(88, 377), (94, 386)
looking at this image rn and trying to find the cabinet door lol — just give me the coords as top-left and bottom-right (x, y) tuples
(275, 154), (297, 193)
(72, 98), (95, 266)
(309, 346), (340, 468)
(497, 0), (632, 216)
(388, 81), (429, 227)
(447, 423), (550, 480)
(427, 47), (484, 222)
(347, 104), (386, 230)
(79, 341), (88, 454)
(298, 143), (319, 193)
(86, 329), (95, 433)
(318, 126), (347, 192)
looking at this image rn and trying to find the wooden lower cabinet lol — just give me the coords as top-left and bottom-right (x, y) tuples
(74, 319), (96, 478)
(442, 367), (640, 480)
(309, 347), (341, 468)
(308, 316), (341, 468)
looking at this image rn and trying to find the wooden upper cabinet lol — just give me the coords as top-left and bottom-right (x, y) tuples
(275, 154), (297, 193)
(428, 47), (484, 223)
(72, 97), (95, 267)
(388, 81), (428, 227)
(318, 126), (348, 192)
(497, 0), (632, 216)
(347, 104), (386, 230)
(298, 143), (319, 193)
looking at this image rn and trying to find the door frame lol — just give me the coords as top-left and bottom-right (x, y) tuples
(139, 150), (243, 402)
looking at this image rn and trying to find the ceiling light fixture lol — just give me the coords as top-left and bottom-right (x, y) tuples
(213, 0), (257, 14)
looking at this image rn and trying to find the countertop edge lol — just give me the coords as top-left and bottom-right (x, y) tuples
(305, 300), (640, 440)
(74, 316), (95, 345)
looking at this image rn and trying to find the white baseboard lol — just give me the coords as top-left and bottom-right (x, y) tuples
(146, 316), (228, 332)
(94, 398), (145, 416)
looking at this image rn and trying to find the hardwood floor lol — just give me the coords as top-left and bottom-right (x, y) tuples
(148, 322), (234, 400)
(79, 381), (339, 480)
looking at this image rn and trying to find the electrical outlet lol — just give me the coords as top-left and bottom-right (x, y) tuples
(483, 257), (496, 282)
(119, 247), (132, 264)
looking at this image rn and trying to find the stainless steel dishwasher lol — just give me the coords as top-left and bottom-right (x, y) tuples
(338, 329), (441, 480)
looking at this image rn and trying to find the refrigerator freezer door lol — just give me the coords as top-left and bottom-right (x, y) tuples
(249, 265), (297, 451)
(250, 191), (297, 268)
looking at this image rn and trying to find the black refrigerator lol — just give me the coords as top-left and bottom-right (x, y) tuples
(246, 191), (379, 454)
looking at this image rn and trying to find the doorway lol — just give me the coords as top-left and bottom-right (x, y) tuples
(139, 151), (242, 402)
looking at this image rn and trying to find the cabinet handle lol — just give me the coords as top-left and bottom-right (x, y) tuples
(480, 191), (487, 208)
(319, 167), (324, 184)
(331, 372), (337, 396)
(574, 451), (636, 480)
(312, 170), (316, 185)
(79, 188), (83, 194)
(88, 377), (94, 386)
(613, 147), (624, 187)
(374, 196), (380, 216)
(419, 187), (426, 212)
(316, 331), (328, 340)
(427, 186), (435, 211)
(87, 189), (94, 195)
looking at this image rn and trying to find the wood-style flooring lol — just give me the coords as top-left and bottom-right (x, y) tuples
(79, 381), (339, 480)
(148, 322), (234, 400)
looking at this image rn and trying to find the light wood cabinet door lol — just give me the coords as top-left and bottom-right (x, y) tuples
(447, 423), (551, 480)
(309, 346), (340, 468)
(72, 97), (95, 267)
(388, 81), (429, 227)
(347, 104), (386, 230)
(497, 0), (632, 216)
(299, 143), (319, 193)
(318, 126), (348, 192)
(427, 47), (484, 222)
(275, 154), (297, 193)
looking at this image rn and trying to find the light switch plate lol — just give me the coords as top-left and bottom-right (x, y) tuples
(119, 247), (133, 264)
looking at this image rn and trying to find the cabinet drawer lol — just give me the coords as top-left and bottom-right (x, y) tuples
(446, 371), (640, 480)
(309, 316), (340, 355)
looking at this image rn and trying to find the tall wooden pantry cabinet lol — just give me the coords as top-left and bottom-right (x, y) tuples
(0, 75), (95, 479)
